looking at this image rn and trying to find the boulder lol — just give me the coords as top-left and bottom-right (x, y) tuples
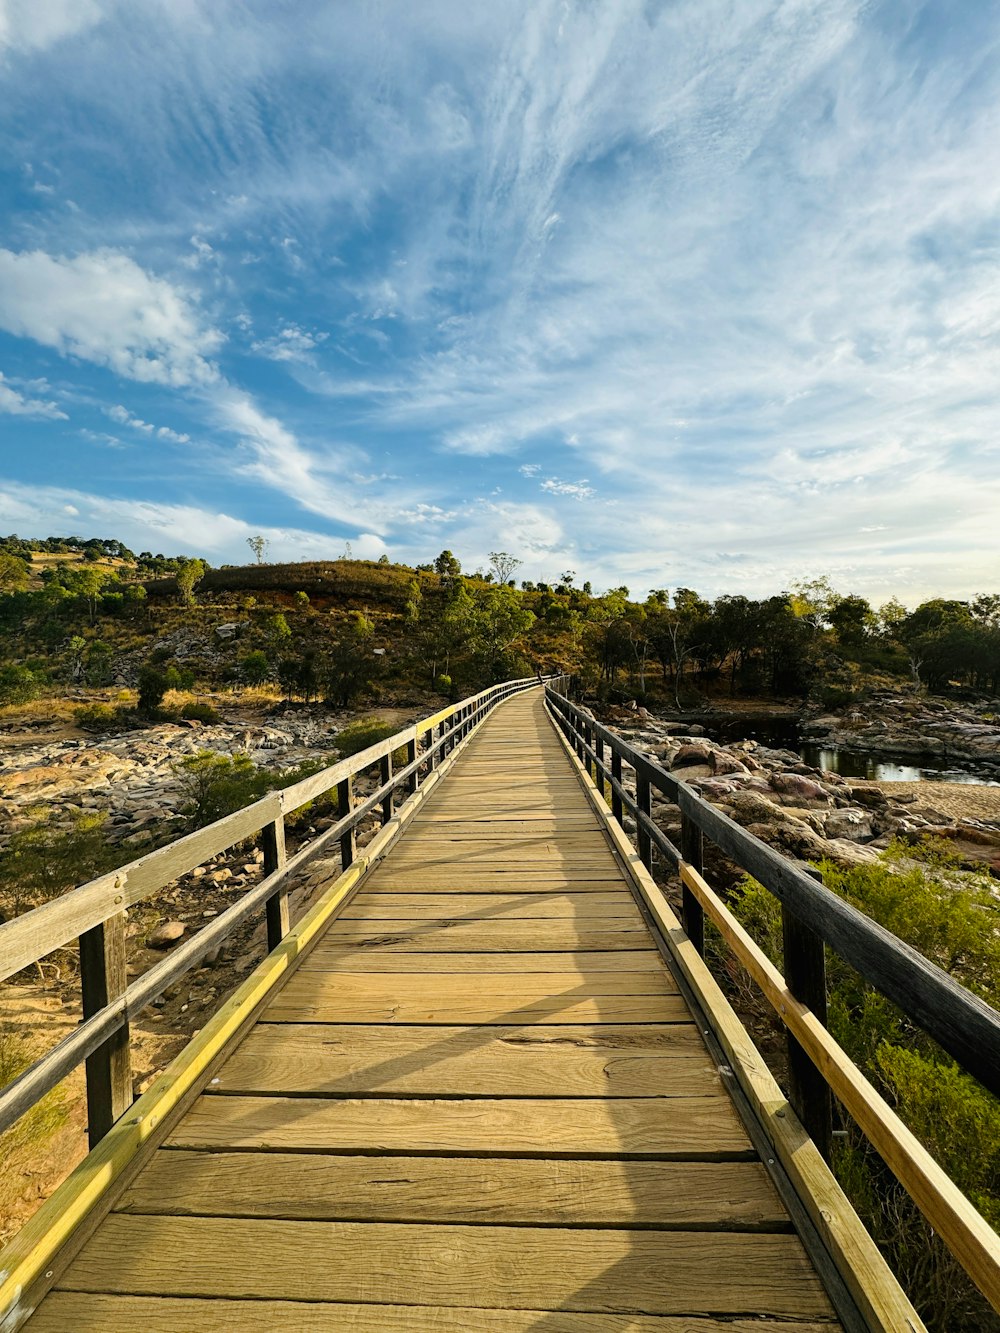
(818, 808), (876, 843)
(147, 920), (186, 949)
(771, 772), (829, 802)
(214, 623), (239, 640)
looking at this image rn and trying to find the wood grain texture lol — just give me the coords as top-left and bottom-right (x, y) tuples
(263, 978), (687, 1024)
(303, 949), (662, 972)
(340, 891), (643, 919)
(119, 1150), (787, 1226)
(212, 1022), (710, 1096)
(30, 1293), (840, 1333)
(318, 920), (652, 952)
(58, 1216), (834, 1317)
(165, 1093), (751, 1157)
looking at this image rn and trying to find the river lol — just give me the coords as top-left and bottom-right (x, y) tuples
(701, 717), (1000, 786)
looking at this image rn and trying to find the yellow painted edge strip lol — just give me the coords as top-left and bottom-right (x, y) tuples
(0, 688), (531, 1331)
(542, 699), (926, 1333)
(679, 859), (1000, 1315)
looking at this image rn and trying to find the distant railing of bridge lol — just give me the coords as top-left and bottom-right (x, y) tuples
(0, 675), (545, 1151)
(545, 683), (1000, 1317)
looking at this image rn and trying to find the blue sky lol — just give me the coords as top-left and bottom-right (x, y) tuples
(0, 0), (998, 604)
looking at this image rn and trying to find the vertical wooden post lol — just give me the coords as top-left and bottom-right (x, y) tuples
(338, 775), (355, 868)
(262, 814), (288, 951)
(595, 735), (605, 793)
(380, 753), (394, 824)
(79, 912), (131, 1148)
(782, 905), (832, 1161)
(680, 813), (705, 956)
(428, 725), (438, 770)
(636, 771), (652, 869)
(611, 749), (623, 825)
(406, 738), (418, 793)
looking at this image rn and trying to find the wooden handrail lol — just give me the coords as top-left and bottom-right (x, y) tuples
(544, 684), (1000, 1314)
(0, 676), (544, 1147)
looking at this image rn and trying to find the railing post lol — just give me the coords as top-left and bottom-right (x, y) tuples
(406, 737), (418, 792)
(611, 749), (623, 824)
(428, 724), (438, 770)
(338, 775), (355, 868)
(79, 912), (131, 1148)
(782, 905), (832, 1161)
(380, 752), (394, 824)
(262, 813), (288, 950)
(636, 771), (652, 869)
(680, 813), (705, 956)
(595, 734), (605, 793)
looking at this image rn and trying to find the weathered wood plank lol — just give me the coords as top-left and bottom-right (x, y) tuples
(120, 1150), (786, 1227)
(363, 877), (629, 892)
(166, 1094), (751, 1157)
(340, 892), (643, 919)
(303, 949), (663, 972)
(30, 1293), (839, 1333)
(215, 1022), (708, 1096)
(57, 1216), (834, 1317)
(319, 920), (651, 953)
(264, 986), (689, 1025)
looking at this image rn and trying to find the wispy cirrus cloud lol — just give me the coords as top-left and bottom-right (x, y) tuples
(0, 371), (66, 419)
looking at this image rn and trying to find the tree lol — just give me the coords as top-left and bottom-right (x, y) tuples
(470, 585), (534, 680)
(137, 665), (169, 716)
(434, 550), (462, 581)
(827, 594), (874, 647)
(63, 566), (108, 626)
(325, 613), (378, 706)
(176, 558), (206, 605)
(246, 535), (268, 564)
(240, 650), (270, 686)
(0, 552), (30, 594)
(790, 576), (838, 633)
(488, 551), (522, 585)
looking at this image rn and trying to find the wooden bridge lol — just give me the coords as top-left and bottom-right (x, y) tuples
(1, 680), (999, 1330)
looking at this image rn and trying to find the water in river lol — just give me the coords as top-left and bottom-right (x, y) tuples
(702, 717), (1000, 786)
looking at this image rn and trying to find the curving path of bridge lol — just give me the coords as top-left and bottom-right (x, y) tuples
(26, 689), (842, 1330)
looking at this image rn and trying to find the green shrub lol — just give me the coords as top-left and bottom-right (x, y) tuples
(180, 700), (220, 723)
(334, 716), (400, 759)
(0, 665), (41, 706)
(74, 702), (124, 733)
(137, 664), (169, 715)
(0, 808), (118, 917)
(437, 673), (452, 694)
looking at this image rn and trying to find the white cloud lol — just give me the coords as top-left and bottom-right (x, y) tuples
(0, 0), (105, 53)
(251, 324), (328, 363)
(540, 477), (595, 501)
(0, 248), (221, 386)
(103, 403), (190, 442)
(0, 479), (387, 564)
(0, 371), (66, 419)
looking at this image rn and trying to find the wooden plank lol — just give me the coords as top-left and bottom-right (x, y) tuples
(304, 949), (663, 972)
(264, 988), (689, 1025)
(320, 921), (651, 952)
(166, 1094), (752, 1157)
(29, 1294), (837, 1333)
(57, 1216), (834, 1317)
(120, 1150), (786, 1227)
(363, 878), (629, 892)
(215, 1023), (709, 1096)
(340, 893), (644, 919)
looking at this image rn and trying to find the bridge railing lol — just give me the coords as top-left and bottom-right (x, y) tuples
(0, 675), (543, 1151)
(545, 684), (1000, 1315)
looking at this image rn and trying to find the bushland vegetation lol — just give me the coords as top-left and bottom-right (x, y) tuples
(3, 536), (1000, 719)
(725, 842), (1000, 1331)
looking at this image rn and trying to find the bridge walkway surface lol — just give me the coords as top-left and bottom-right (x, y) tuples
(25, 689), (845, 1330)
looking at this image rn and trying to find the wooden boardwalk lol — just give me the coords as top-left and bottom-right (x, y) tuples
(26, 690), (842, 1330)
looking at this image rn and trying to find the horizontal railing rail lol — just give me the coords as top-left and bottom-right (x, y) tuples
(0, 676), (544, 1149)
(545, 684), (1000, 1315)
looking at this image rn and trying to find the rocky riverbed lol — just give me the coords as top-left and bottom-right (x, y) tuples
(801, 690), (1000, 770)
(603, 706), (1000, 876)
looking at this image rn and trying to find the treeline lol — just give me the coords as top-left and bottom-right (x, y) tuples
(3, 539), (1000, 709)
